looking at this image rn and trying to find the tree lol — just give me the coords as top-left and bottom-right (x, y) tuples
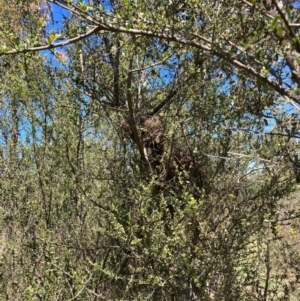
(0, 0), (300, 300)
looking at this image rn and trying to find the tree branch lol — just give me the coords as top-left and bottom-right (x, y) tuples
(126, 53), (151, 168)
(2, 2), (299, 103)
(150, 72), (194, 115)
(0, 25), (102, 55)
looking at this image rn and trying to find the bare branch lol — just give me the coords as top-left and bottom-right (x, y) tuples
(131, 51), (175, 72)
(126, 53), (151, 168)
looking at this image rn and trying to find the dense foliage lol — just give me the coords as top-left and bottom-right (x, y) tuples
(1, 0), (300, 300)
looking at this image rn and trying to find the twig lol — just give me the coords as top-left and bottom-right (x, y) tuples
(227, 151), (273, 163)
(69, 274), (92, 301)
(131, 51), (175, 72)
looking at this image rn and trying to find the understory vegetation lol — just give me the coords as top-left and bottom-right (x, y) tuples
(0, 0), (300, 300)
